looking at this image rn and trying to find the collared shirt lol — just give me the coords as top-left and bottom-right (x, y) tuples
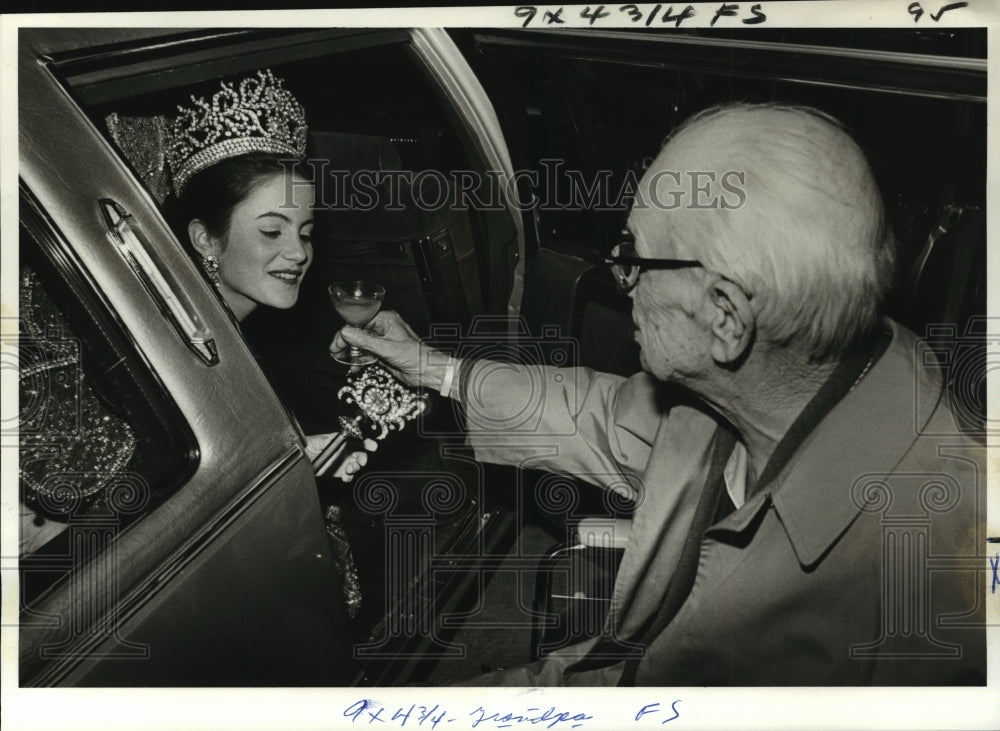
(723, 442), (747, 509)
(458, 319), (985, 686)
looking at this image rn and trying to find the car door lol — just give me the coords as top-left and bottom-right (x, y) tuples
(17, 27), (356, 687)
(15, 25), (530, 688)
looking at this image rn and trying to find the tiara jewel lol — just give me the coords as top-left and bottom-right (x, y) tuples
(166, 69), (308, 195)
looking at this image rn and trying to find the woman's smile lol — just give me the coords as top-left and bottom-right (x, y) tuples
(268, 268), (304, 283)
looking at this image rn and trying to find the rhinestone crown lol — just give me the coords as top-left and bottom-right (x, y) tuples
(166, 69), (308, 196)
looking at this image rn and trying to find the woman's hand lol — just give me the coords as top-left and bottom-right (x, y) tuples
(331, 310), (449, 390)
(305, 433), (378, 482)
(332, 449), (369, 482)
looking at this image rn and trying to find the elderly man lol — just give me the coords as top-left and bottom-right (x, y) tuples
(333, 103), (985, 685)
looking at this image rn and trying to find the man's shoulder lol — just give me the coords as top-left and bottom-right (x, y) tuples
(613, 371), (719, 430)
(882, 318), (984, 447)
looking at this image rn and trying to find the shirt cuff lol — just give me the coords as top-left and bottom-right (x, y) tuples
(439, 356), (458, 399)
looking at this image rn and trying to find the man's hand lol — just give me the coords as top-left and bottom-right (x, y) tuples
(331, 310), (448, 390)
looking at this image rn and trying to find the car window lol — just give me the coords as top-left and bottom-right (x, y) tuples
(17, 208), (197, 604)
(458, 28), (987, 272)
(454, 28), (987, 430)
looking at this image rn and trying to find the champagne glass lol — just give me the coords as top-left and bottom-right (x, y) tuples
(329, 280), (385, 366)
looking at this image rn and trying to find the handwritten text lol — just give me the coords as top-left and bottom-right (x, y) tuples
(514, 3), (766, 28)
(343, 699), (684, 729)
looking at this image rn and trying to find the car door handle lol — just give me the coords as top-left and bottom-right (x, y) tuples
(100, 198), (219, 366)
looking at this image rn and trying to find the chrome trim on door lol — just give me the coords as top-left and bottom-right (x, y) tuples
(100, 199), (219, 366)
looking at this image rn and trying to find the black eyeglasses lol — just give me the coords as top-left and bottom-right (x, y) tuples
(602, 229), (703, 293)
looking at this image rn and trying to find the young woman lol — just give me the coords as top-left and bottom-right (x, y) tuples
(159, 69), (382, 620)
(165, 69), (371, 482)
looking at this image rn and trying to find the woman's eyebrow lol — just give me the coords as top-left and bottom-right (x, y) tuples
(256, 212), (313, 228)
(256, 211), (291, 222)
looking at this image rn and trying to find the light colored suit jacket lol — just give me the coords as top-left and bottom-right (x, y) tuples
(459, 320), (986, 685)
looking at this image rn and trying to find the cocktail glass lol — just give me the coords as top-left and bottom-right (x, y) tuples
(329, 280), (385, 367)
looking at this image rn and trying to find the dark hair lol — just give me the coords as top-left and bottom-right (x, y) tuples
(173, 153), (296, 242)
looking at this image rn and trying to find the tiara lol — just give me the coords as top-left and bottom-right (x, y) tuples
(166, 69), (308, 196)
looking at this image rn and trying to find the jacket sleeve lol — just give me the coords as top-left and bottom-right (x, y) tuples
(459, 360), (664, 494)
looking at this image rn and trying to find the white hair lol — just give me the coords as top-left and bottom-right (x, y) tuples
(645, 103), (896, 362)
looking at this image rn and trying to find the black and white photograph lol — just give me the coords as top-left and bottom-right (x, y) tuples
(1, 3), (997, 729)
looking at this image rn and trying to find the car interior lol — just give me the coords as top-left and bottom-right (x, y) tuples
(20, 26), (987, 686)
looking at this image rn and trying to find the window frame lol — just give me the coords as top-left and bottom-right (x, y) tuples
(18, 182), (201, 596)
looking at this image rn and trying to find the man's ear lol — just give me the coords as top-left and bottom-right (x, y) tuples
(187, 219), (218, 257)
(707, 278), (754, 365)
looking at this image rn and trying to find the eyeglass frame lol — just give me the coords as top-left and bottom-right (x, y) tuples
(602, 229), (704, 293)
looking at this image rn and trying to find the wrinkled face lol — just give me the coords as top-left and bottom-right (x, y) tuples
(214, 173), (316, 320)
(626, 201), (713, 385)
